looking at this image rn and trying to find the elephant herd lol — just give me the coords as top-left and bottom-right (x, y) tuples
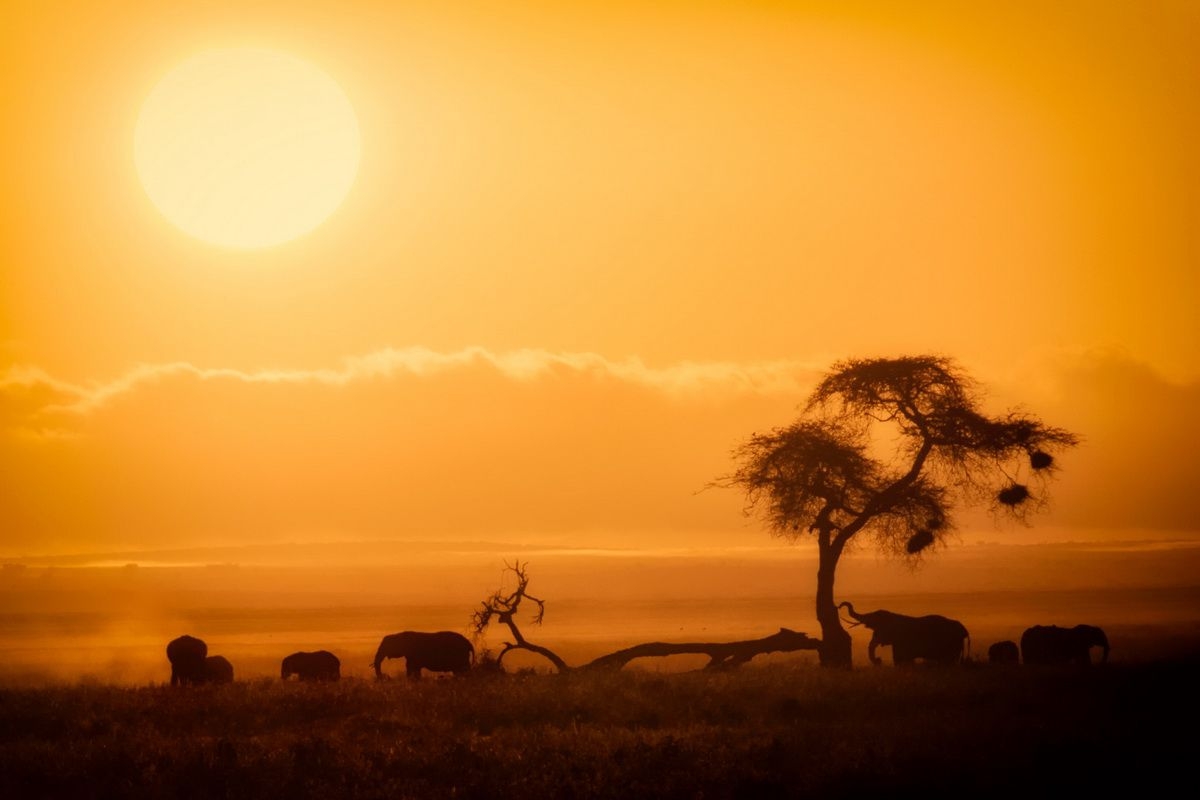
(166, 630), (476, 685)
(168, 613), (1105, 682)
(837, 602), (1110, 667)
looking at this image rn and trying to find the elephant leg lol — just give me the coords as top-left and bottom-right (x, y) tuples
(407, 663), (422, 680)
(892, 643), (915, 666)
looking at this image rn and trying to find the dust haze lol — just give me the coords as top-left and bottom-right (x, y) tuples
(4, 541), (1198, 685)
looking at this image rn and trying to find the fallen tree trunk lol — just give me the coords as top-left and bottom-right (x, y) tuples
(583, 628), (820, 671)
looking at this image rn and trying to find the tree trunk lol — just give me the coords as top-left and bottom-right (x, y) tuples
(816, 553), (851, 668)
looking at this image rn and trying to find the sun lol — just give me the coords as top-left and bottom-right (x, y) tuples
(134, 48), (360, 249)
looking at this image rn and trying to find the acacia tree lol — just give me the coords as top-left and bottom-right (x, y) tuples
(715, 355), (1078, 668)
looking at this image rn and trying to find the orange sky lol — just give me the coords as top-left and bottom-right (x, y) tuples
(2, 1), (1198, 569)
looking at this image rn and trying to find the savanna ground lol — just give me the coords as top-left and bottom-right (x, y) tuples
(3, 585), (1198, 798)
(2, 656), (1196, 800)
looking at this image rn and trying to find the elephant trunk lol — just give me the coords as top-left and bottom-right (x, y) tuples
(838, 601), (862, 622)
(373, 649), (387, 679)
(1098, 634), (1110, 664)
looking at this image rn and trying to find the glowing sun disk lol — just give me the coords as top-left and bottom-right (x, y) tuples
(134, 48), (360, 249)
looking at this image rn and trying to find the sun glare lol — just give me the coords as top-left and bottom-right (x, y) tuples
(134, 48), (360, 249)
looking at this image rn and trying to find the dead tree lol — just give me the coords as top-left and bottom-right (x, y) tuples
(471, 560), (572, 673)
(471, 561), (819, 674)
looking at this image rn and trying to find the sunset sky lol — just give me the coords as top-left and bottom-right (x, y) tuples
(2, 1), (1197, 585)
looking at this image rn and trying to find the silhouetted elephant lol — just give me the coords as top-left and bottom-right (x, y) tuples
(166, 634), (208, 686)
(373, 631), (474, 679)
(839, 601), (970, 666)
(202, 655), (234, 684)
(988, 640), (1020, 665)
(1020, 624), (1109, 666)
(281, 650), (341, 681)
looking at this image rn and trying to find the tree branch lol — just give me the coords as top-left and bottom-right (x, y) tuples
(471, 560), (571, 673)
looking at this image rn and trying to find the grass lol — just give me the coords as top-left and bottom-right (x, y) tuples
(0, 660), (1193, 799)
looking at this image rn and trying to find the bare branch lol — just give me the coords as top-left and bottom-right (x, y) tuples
(471, 561), (571, 673)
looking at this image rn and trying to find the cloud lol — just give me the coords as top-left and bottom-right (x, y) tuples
(0, 345), (822, 553)
(1, 346), (822, 422)
(1, 346), (1195, 555)
(1026, 350), (1200, 532)
(0, 366), (89, 439)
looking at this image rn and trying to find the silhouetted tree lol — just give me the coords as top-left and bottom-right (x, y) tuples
(471, 560), (571, 672)
(714, 355), (1079, 668)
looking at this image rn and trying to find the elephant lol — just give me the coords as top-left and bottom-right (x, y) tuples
(838, 601), (970, 666)
(281, 650), (341, 681)
(373, 631), (475, 680)
(988, 640), (1020, 665)
(166, 634), (208, 686)
(1020, 624), (1109, 666)
(201, 655), (234, 684)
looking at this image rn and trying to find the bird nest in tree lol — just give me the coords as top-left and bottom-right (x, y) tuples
(906, 529), (935, 554)
(1029, 450), (1054, 470)
(997, 483), (1030, 506)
